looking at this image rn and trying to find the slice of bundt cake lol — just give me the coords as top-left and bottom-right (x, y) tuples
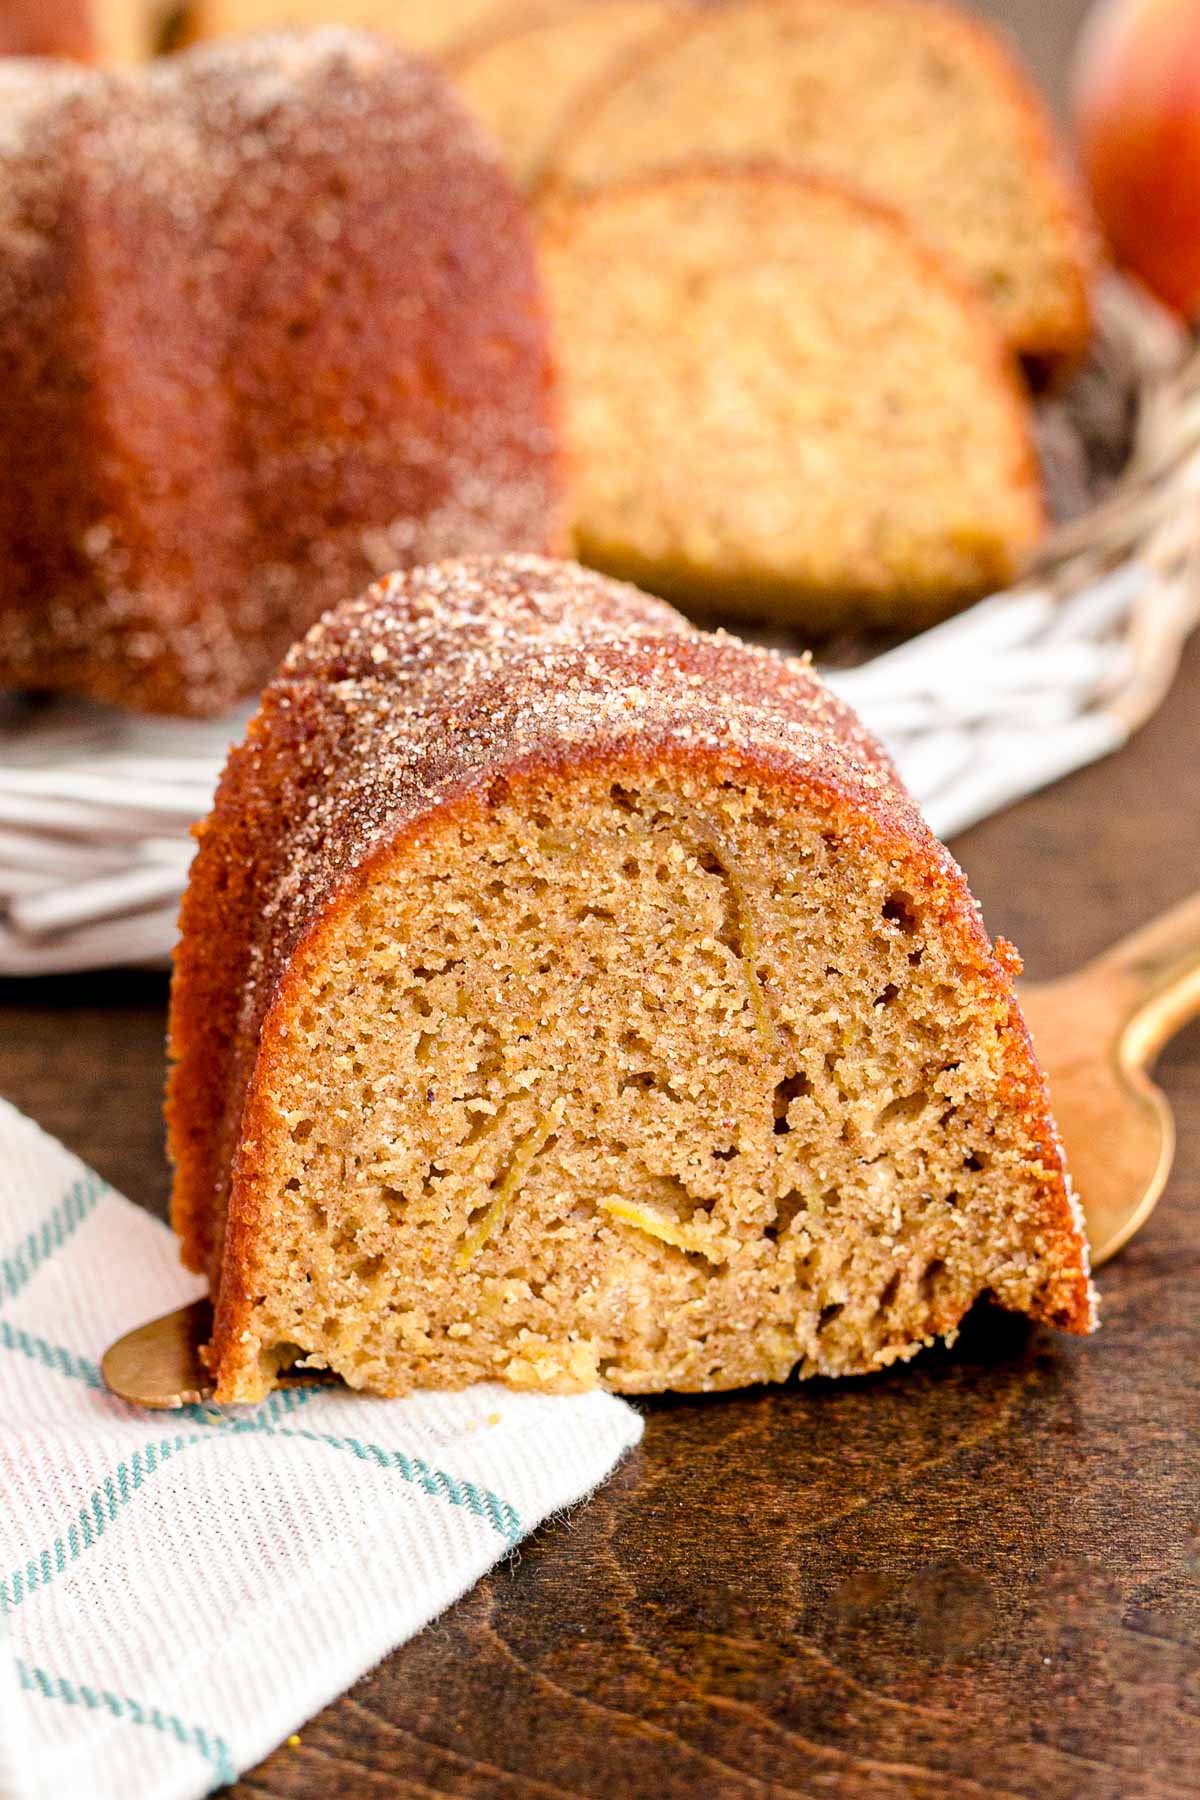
(447, 0), (685, 189)
(177, 0), (516, 57)
(541, 0), (1095, 368)
(167, 554), (1094, 1405)
(0, 30), (564, 716)
(539, 166), (1044, 628)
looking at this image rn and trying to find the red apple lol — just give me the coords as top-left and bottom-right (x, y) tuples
(1073, 0), (1200, 317)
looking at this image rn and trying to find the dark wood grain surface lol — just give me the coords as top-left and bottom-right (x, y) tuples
(5, 5), (1198, 1796)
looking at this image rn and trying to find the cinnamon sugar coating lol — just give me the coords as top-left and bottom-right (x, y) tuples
(167, 556), (1094, 1402)
(0, 31), (564, 716)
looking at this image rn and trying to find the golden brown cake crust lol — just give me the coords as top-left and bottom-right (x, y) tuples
(167, 556), (1093, 1400)
(0, 31), (565, 716)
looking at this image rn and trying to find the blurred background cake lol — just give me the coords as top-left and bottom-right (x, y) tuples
(0, 28), (564, 714)
(540, 165), (1045, 625)
(0, 0), (1132, 707)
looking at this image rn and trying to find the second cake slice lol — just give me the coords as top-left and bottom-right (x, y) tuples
(540, 166), (1044, 629)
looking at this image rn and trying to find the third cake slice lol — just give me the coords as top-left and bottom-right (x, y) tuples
(541, 0), (1095, 368)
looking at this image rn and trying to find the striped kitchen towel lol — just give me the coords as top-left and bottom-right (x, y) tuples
(0, 1098), (644, 1799)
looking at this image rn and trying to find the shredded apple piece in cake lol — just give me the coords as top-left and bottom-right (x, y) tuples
(455, 1101), (566, 1270)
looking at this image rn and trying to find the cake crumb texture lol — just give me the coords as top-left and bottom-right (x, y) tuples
(540, 167), (1045, 627)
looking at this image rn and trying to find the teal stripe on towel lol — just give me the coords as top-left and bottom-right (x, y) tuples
(0, 1318), (102, 1389)
(0, 1173), (106, 1306)
(16, 1658), (236, 1790)
(232, 1418), (523, 1543)
(1, 1393), (521, 1616)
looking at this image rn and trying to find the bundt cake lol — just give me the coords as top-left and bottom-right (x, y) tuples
(167, 554), (1094, 1405)
(446, 0), (685, 189)
(0, 30), (564, 716)
(539, 166), (1044, 628)
(540, 0), (1096, 368)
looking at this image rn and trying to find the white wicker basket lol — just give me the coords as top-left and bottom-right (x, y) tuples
(1, 279), (1196, 975)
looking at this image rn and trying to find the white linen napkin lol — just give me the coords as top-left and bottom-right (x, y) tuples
(0, 1098), (644, 1800)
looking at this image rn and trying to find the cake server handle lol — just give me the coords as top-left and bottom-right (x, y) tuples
(1079, 889), (1200, 1066)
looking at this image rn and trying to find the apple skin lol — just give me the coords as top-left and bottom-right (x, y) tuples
(1072, 0), (1200, 317)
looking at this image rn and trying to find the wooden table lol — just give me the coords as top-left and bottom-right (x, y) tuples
(7, 6), (1199, 1796)
(5, 626), (1197, 1800)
